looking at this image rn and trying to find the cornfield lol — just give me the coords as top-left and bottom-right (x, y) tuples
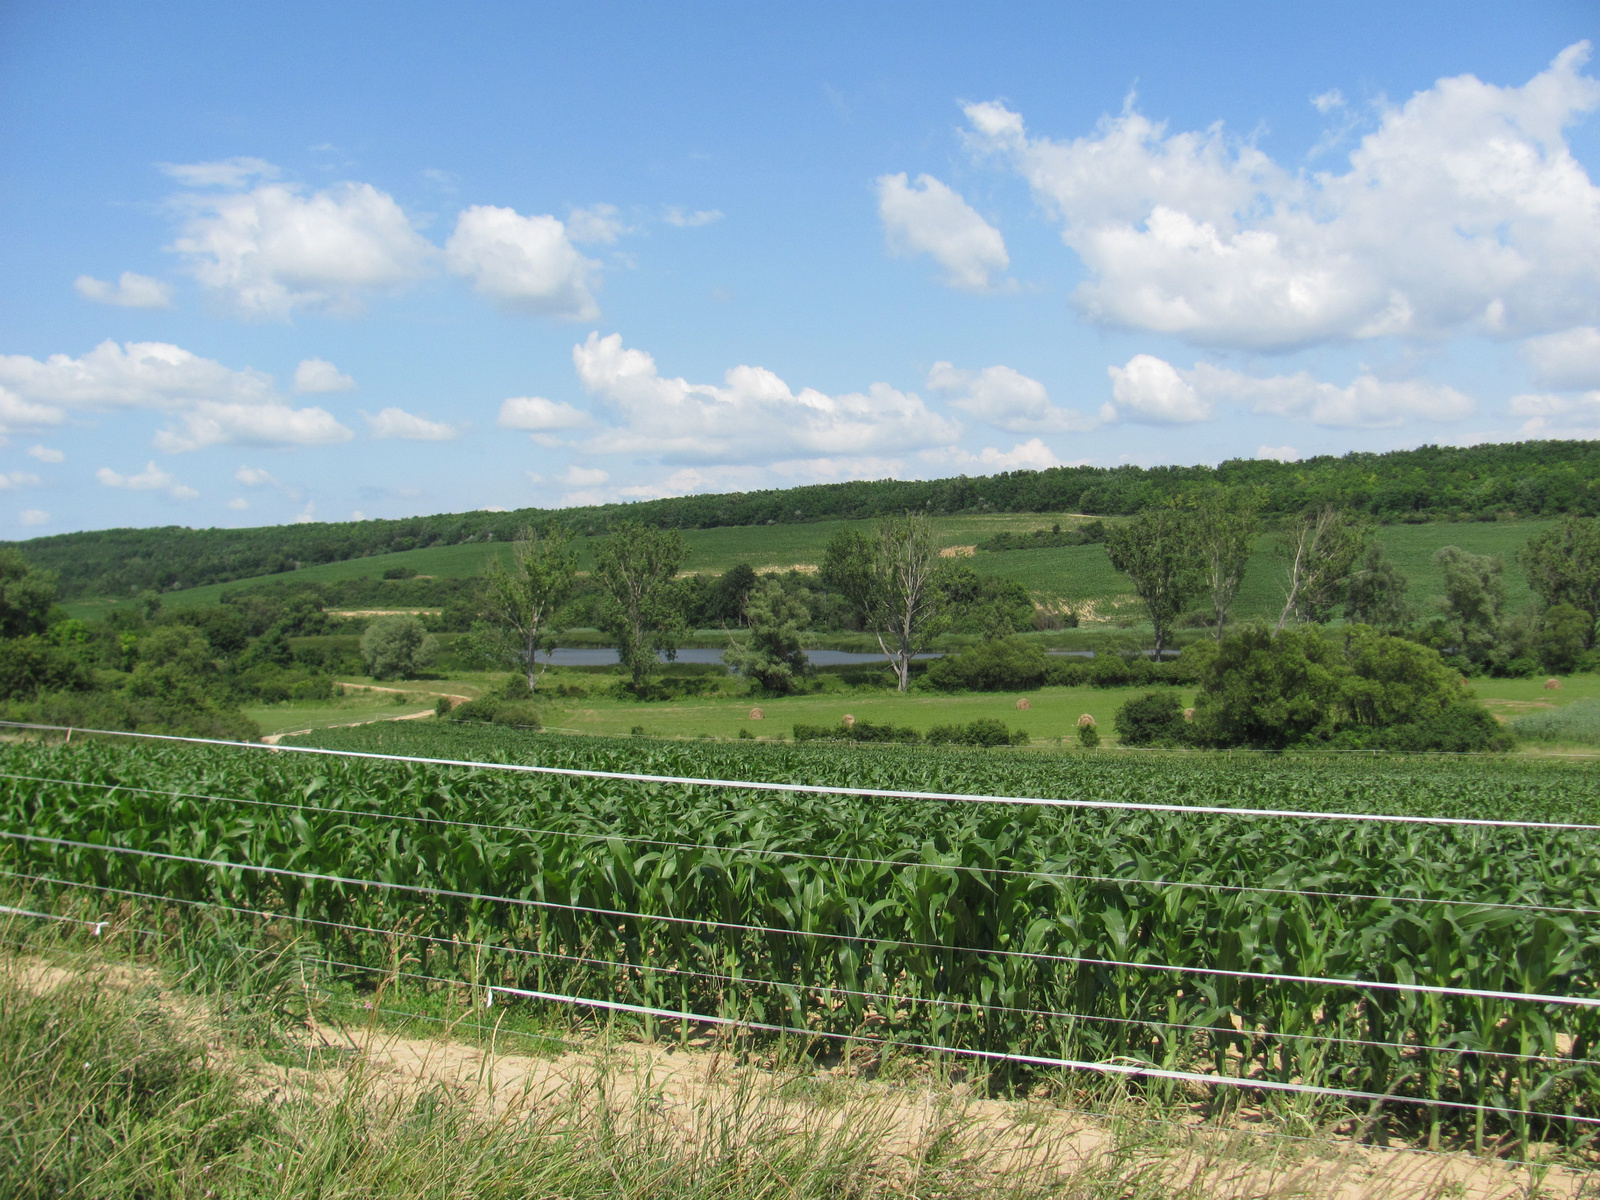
(3, 724), (1599, 1150)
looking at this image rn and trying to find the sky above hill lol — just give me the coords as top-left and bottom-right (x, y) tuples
(2, 1), (1598, 534)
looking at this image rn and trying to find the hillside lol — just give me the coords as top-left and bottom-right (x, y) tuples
(15, 438), (1600, 601)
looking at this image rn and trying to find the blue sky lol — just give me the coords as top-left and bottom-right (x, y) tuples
(1, 1), (1597, 534)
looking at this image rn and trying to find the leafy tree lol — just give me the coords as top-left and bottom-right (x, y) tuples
(1277, 507), (1370, 628)
(821, 512), (947, 692)
(1103, 503), (1201, 660)
(1189, 626), (1343, 749)
(1433, 545), (1506, 668)
(1192, 487), (1260, 639)
(594, 521), (687, 694)
(922, 637), (1049, 692)
(360, 615), (438, 681)
(1537, 602), (1592, 673)
(1523, 516), (1600, 647)
(1114, 691), (1189, 747)
(940, 566), (1032, 640)
(723, 578), (812, 694)
(1344, 544), (1412, 631)
(707, 564), (759, 625)
(0, 549), (57, 639)
(481, 527), (578, 692)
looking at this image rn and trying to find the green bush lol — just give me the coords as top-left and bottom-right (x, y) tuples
(1114, 691), (1189, 747)
(1077, 722), (1100, 749)
(925, 718), (1028, 747)
(359, 616), (437, 681)
(792, 720), (920, 744)
(1514, 698), (1600, 744)
(922, 637), (1049, 692)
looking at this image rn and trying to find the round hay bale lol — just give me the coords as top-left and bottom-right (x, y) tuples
(748, 707), (764, 720)
(1076, 713), (1096, 728)
(1015, 697), (1032, 710)
(842, 714), (856, 727)
(1545, 678), (1563, 690)
(1183, 707), (1196, 721)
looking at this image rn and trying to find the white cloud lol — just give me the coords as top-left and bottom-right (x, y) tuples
(926, 362), (1097, 433)
(363, 407), (459, 441)
(497, 395), (587, 431)
(573, 332), (961, 463)
(876, 172), (1010, 292)
(0, 340), (355, 451)
(1509, 390), (1600, 418)
(18, 510), (48, 526)
(1312, 89), (1346, 115)
(1106, 355), (1212, 424)
(1522, 327), (1600, 390)
(444, 205), (599, 319)
(170, 173), (433, 318)
(921, 438), (1061, 472)
(293, 502), (316, 523)
(664, 206), (723, 227)
(566, 204), (627, 244)
(234, 466), (277, 486)
(561, 464), (609, 486)
(226, 497), (250, 510)
(0, 472), (41, 490)
(964, 43), (1600, 349)
(155, 402), (353, 452)
(1192, 362), (1475, 427)
(96, 461), (198, 499)
(1258, 444), (1300, 461)
(26, 445), (63, 463)
(74, 272), (174, 308)
(160, 157), (278, 189)
(0, 340), (273, 410)
(0, 389), (64, 435)
(293, 357), (357, 393)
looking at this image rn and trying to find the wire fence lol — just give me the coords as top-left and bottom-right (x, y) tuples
(3, 720), (1599, 1157)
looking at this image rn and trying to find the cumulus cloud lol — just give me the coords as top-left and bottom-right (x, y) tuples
(926, 361), (1097, 433)
(234, 466), (276, 486)
(964, 43), (1600, 349)
(444, 205), (600, 319)
(293, 358), (356, 393)
(921, 438), (1061, 472)
(497, 395), (587, 431)
(1509, 390), (1600, 419)
(154, 402), (353, 452)
(1192, 362), (1475, 427)
(26, 446), (63, 463)
(0, 472), (41, 490)
(561, 464), (609, 486)
(0, 387), (66, 435)
(876, 172), (1010, 292)
(1258, 445), (1300, 461)
(1107, 355), (1212, 424)
(363, 407), (459, 441)
(1522, 327), (1600, 390)
(169, 173), (433, 318)
(18, 510), (48, 526)
(573, 332), (961, 464)
(96, 461), (198, 499)
(74, 272), (174, 308)
(160, 157), (277, 189)
(226, 497), (250, 510)
(0, 340), (354, 452)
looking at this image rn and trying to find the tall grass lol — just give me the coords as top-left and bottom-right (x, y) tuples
(1513, 698), (1600, 744)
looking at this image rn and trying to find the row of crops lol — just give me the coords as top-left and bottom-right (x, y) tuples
(4, 723), (1600, 1150)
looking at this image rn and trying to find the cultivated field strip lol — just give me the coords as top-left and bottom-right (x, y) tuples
(4, 728), (1600, 1150)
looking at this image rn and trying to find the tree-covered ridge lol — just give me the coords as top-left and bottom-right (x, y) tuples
(17, 438), (1600, 599)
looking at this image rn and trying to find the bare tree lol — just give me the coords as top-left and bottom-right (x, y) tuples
(481, 526), (578, 692)
(1277, 507), (1371, 629)
(822, 512), (947, 692)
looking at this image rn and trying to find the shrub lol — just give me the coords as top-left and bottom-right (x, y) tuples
(1514, 698), (1600, 744)
(1077, 722), (1101, 749)
(922, 637), (1049, 692)
(491, 701), (541, 729)
(359, 616), (437, 681)
(925, 718), (1028, 747)
(793, 720), (920, 744)
(1114, 691), (1189, 747)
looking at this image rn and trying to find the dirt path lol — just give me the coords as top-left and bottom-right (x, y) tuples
(258, 681), (475, 745)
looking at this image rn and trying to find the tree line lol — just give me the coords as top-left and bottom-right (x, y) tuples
(17, 438), (1600, 600)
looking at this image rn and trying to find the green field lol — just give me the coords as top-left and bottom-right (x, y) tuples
(7, 729), (1600, 1150)
(66, 513), (1559, 635)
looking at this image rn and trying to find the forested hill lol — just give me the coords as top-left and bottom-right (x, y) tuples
(16, 438), (1600, 600)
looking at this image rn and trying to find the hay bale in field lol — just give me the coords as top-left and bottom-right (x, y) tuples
(748, 707), (764, 720)
(1183, 707), (1195, 721)
(1546, 678), (1563, 690)
(1015, 698), (1032, 710)
(842, 714), (855, 727)
(1076, 713), (1096, 728)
